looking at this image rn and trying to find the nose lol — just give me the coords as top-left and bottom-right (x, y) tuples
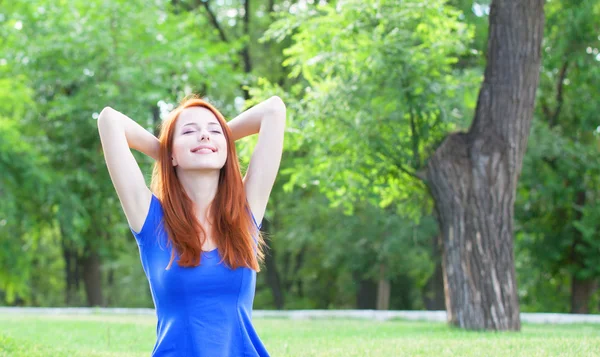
(198, 129), (210, 141)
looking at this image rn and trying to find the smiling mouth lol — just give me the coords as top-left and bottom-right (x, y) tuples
(193, 148), (215, 154)
(191, 145), (217, 154)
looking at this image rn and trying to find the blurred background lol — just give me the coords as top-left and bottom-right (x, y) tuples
(0, 0), (599, 315)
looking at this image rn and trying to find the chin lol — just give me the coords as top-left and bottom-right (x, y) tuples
(191, 165), (223, 171)
(185, 163), (225, 171)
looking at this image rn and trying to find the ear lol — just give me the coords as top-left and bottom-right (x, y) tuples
(171, 156), (178, 167)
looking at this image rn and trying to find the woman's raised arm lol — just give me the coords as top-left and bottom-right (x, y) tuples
(97, 107), (159, 233)
(227, 96), (286, 224)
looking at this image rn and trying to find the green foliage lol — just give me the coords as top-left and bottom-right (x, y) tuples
(0, 71), (54, 304)
(0, 0), (246, 306)
(515, 0), (600, 312)
(251, 0), (481, 310)
(0, 0), (598, 313)
(259, 0), (480, 216)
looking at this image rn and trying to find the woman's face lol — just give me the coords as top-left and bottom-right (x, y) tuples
(170, 107), (228, 171)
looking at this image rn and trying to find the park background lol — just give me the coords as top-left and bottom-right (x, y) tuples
(0, 0), (599, 333)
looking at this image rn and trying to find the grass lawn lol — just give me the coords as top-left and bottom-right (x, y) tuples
(0, 313), (598, 356)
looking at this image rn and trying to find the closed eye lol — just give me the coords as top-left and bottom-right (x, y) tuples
(211, 130), (222, 134)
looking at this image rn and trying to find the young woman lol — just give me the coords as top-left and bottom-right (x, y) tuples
(97, 95), (286, 356)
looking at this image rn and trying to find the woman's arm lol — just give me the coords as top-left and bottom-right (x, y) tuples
(103, 108), (160, 160)
(228, 96), (285, 142)
(230, 96), (286, 224)
(97, 107), (157, 232)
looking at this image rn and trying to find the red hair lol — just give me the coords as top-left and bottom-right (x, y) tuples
(150, 96), (265, 271)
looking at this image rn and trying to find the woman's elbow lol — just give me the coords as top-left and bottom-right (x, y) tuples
(97, 107), (118, 130)
(267, 96), (286, 118)
(98, 106), (115, 119)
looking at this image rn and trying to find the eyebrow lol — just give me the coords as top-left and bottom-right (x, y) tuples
(182, 121), (221, 128)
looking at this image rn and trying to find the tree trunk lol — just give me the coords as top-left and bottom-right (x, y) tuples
(376, 264), (390, 310)
(82, 249), (104, 307)
(571, 278), (597, 314)
(240, 0), (252, 99)
(151, 105), (161, 137)
(355, 274), (377, 309)
(423, 235), (446, 310)
(106, 267), (115, 306)
(60, 225), (79, 306)
(264, 250), (284, 309)
(570, 189), (596, 314)
(425, 0), (544, 330)
(283, 245), (307, 298)
(241, 0), (251, 74)
(261, 219), (285, 309)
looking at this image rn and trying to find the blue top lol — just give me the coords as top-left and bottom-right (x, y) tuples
(130, 194), (270, 357)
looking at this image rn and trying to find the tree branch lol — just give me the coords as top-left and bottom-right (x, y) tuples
(549, 60), (569, 128)
(409, 106), (421, 168)
(268, 0), (275, 14)
(542, 157), (557, 171)
(541, 101), (552, 119)
(240, 0), (252, 98)
(199, 0), (229, 43)
(395, 161), (427, 182)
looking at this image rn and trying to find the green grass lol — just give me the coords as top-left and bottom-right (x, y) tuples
(0, 314), (598, 356)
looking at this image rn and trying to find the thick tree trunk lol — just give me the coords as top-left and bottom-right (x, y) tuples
(425, 0), (544, 330)
(82, 249), (104, 307)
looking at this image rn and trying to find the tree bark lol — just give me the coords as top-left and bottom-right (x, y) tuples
(425, 0), (544, 330)
(82, 249), (104, 307)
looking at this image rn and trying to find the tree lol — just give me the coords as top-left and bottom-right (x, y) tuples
(255, 0), (477, 311)
(425, 0), (545, 330)
(1, 0), (243, 306)
(0, 76), (53, 305)
(253, 0), (478, 310)
(515, 0), (600, 314)
(259, 0), (546, 329)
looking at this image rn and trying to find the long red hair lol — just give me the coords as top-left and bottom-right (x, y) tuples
(150, 96), (265, 271)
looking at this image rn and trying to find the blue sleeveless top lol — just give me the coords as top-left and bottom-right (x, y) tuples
(130, 194), (270, 357)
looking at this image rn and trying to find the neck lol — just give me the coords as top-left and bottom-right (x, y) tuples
(175, 168), (220, 223)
